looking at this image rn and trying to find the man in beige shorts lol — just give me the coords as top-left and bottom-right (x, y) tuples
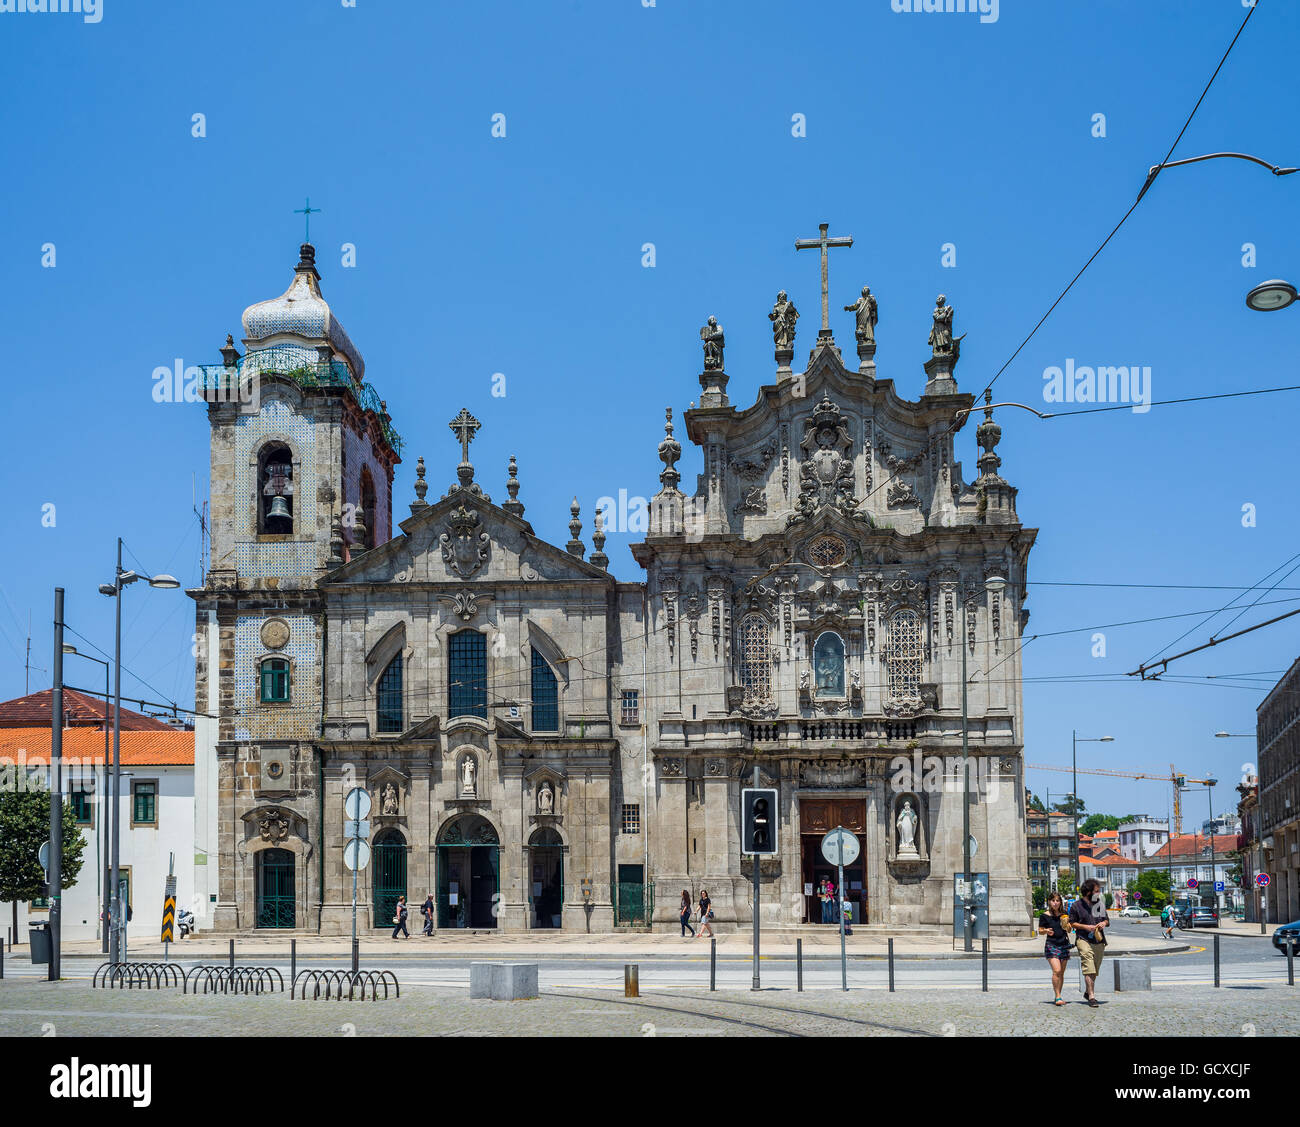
(1069, 878), (1109, 1006)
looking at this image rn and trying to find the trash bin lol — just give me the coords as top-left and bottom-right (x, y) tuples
(28, 922), (51, 965)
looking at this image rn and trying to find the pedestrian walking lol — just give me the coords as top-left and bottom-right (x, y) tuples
(391, 895), (409, 939)
(1160, 902), (1174, 939)
(841, 895), (853, 936)
(1069, 878), (1109, 1006)
(421, 893), (435, 936)
(1038, 890), (1073, 1006)
(694, 889), (714, 939)
(679, 889), (695, 938)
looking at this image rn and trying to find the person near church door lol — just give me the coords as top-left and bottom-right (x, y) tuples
(1038, 890), (1073, 1006)
(680, 890), (695, 938)
(694, 889), (714, 939)
(391, 895), (409, 939)
(1069, 879), (1109, 1005)
(819, 879), (830, 923)
(421, 893), (435, 936)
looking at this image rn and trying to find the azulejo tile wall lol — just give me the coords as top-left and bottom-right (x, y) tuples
(233, 612), (320, 743)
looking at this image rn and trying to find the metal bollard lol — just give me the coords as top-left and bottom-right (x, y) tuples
(1213, 933), (1220, 988)
(888, 937), (895, 992)
(229, 938), (235, 970)
(981, 938), (988, 992)
(625, 963), (639, 998)
(1288, 938), (1295, 987)
(796, 938), (803, 992)
(352, 937), (359, 977)
(710, 938), (716, 991)
(291, 938), (296, 985)
(1, 941), (4, 979)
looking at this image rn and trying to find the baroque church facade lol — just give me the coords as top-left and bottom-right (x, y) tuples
(191, 235), (1037, 935)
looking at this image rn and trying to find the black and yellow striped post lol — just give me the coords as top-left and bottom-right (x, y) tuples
(161, 866), (177, 955)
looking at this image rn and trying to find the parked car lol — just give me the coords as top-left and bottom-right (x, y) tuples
(1118, 906), (1149, 918)
(1175, 906), (1219, 929)
(1271, 920), (1300, 954)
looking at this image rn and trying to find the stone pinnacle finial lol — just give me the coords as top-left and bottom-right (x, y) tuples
(327, 512), (345, 568)
(566, 497), (585, 558)
(220, 333), (241, 369)
(976, 387), (1004, 483)
(410, 456), (429, 513)
(658, 407), (682, 493)
(351, 502), (368, 551)
(590, 506), (609, 570)
(502, 454), (525, 517)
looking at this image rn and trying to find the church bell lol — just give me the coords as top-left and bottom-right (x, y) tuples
(267, 496), (292, 521)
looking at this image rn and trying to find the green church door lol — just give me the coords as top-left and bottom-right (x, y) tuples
(372, 830), (407, 928)
(256, 848), (295, 929)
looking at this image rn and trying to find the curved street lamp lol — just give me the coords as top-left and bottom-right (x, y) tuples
(1245, 279), (1298, 313)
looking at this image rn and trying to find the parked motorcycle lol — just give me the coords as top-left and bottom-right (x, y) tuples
(177, 909), (196, 938)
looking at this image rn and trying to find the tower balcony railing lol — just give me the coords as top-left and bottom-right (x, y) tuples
(198, 345), (403, 456)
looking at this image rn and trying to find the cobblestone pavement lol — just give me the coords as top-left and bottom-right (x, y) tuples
(0, 979), (1294, 1038)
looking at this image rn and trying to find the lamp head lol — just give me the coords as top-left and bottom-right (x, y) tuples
(97, 584), (116, 597)
(984, 574), (1008, 594)
(1099, 736), (1115, 743)
(62, 644), (77, 655)
(1246, 279), (1298, 312)
(149, 574), (181, 590)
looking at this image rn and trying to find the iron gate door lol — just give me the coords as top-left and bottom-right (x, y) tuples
(373, 831), (407, 928)
(256, 848), (295, 929)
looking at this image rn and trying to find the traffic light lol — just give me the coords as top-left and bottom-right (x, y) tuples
(742, 788), (778, 855)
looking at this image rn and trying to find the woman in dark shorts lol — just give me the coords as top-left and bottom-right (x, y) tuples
(1038, 891), (1073, 1006)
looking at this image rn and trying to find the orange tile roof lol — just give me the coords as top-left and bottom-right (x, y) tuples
(0, 727), (193, 765)
(0, 688), (176, 732)
(1150, 834), (1229, 859)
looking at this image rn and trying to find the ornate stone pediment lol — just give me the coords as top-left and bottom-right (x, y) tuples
(240, 804), (309, 848)
(798, 758), (867, 788)
(368, 766), (410, 818)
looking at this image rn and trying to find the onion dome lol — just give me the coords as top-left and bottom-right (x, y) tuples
(240, 244), (365, 382)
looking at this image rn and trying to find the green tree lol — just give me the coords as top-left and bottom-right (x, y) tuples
(1079, 814), (1120, 836)
(1051, 796), (1086, 817)
(1127, 869), (1172, 911)
(1032, 885), (1047, 910)
(1027, 792), (1046, 814)
(0, 789), (87, 941)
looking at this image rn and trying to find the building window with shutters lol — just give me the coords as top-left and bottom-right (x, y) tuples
(71, 789), (93, 825)
(449, 630), (487, 719)
(131, 780), (157, 827)
(531, 647), (559, 733)
(260, 657), (290, 703)
(376, 654), (404, 734)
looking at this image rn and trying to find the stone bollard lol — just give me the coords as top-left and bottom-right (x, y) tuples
(1111, 957), (1152, 992)
(470, 962), (539, 1001)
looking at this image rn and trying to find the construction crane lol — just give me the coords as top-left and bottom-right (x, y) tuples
(1025, 762), (1215, 834)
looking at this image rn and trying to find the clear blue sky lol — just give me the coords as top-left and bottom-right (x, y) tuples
(2, 0), (1297, 822)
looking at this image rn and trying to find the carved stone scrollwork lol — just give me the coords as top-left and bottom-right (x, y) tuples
(259, 808), (290, 844)
(661, 571), (679, 662)
(682, 584), (703, 661)
(660, 758), (683, 778)
(799, 758), (867, 787)
(788, 395), (862, 526)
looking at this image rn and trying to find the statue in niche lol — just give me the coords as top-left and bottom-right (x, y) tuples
(382, 782), (398, 815)
(699, 316), (725, 371)
(537, 780), (554, 814)
(844, 286), (878, 346)
(460, 754), (477, 797)
(896, 799), (920, 859)
(769, 291), (799, 351)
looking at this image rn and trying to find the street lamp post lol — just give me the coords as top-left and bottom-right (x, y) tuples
(97, 538), (178, 963)
(1072, 731), (1115, 888)
(62, 645), (110, 953)
(1205, 775), (1219, 911)
(961, 573), (1008, 953)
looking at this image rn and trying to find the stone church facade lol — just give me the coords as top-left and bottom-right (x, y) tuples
(191, 239), (1037, 935)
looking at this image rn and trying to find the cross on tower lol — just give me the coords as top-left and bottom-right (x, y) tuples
(795, 222), (854, 338)
(294, 197), (321, 243)
(449, 407), (482, 464)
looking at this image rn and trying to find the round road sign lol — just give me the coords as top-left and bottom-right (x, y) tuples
(1187, 877), (1198, 889)
(344, 786), (371, 821)
(820, 827), (860, 867)
(343, 838), (371, 871)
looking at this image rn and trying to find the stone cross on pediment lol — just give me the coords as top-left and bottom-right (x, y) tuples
(795, 222), (854, 339)
(444, 408), (489, 500)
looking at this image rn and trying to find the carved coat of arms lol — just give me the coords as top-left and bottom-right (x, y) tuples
(790, 396), (861, 524)
(440, 503), (490, 578)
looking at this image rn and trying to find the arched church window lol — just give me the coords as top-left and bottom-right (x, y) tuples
(259, 443), (294, 534)
(886, 609), (923, 702)
(260, 657), (290, 703)
(739, 615), (771, 702)
(813, 632), (845, 697)
(449, 630), (487, 720)
(360, 467), (377, 550)
(376, 653), (403, 734)
(531, 647), (559, 733)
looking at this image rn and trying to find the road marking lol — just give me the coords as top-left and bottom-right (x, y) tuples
(0, 1009), (214, 1021)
